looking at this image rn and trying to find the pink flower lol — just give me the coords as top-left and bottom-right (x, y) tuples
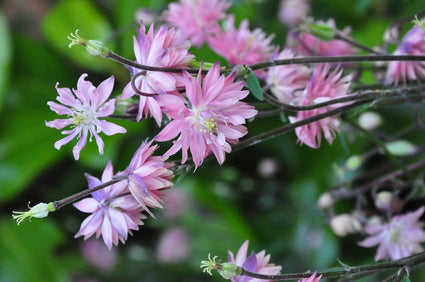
(386, 21), (425, 85)
(156, 227), (191, 263)
(46, 74), (126, 160)
(298, 272), (321, 282)
(266, 48), (311, 103)
(207, 15), (274, 70)
(155, 62), (257, 168)
(289, 64), (352, 148)
(121, 23), (195, 125)
(163, 0), (231, 47)
(288, 18), (355, 57)
(358, 206), (425, 261)
(74, 161), (146, 250)
(228, 240), (282, 282)
(123, 140), (174, 217)
(278, 0), (310, 27)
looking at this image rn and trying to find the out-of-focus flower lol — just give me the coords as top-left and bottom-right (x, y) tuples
(316, 192), (334, 210)
(288, 18), (355, 57)
(289, 64), (352, 148)
(228, 240), (282, 282)
(163, 0), (231, 47)
(156, 227), (191, 263)
(135, 8), (156, 26)
(357, 111), (383, 130)
(358, 206), (425, 261)
(80, 239), (117, 271)
(386, 20), (425, 85)
(330, 213), (362, 237)
(207, 15), (274, 73)
(155, 62), (257, 168)
(298, 272), (321, 282)
(46, 74), (126, 160)
(123, 140), (174, 217)
(121, 23), (194, 125)
(266, 48), (311, 103)
(257, 158), (279, 178)
(278, 0), (310, 27)
(163, 188), (188, 219)
(74, 161), (146, 250)
(374, 191), (403, 213)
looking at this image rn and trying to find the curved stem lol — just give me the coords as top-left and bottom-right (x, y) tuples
(130, 71), (159, 97)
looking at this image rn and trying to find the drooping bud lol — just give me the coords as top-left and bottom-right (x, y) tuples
(330, 213), (362, 237)
(12, 202), (56, 225)
(317, 192), (334, 209)
(68, 30), (110, 57)
(375, 191), (403, 213)
(358, 111), (383, 130)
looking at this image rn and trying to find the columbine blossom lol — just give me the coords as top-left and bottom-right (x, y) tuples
(386, 20), (425, 85)
(207, 15), (274, 70)
(155, 62), (257, 168)
(123, 140), (174, 217)
(74, 161), (146, 250)
(289, 64), (352, 148)
(278, 0), (310, 27)
(121, 23), (194, 125)
(228, 240), (282, 282)
(358, 206), (425, 261)
(163, 0), (231, 47)
(46, 74), (126, 160)
(266, 48), (311, 103)
(298, 272), (321, 282)
(288, 18), (355, 57)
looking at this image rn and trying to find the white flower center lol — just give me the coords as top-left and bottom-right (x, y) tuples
(72, 108), (97, 128)
(193, 110), (218, 134)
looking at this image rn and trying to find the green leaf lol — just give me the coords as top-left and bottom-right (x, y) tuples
(0, 9), (12, 110)
(246, 72), (263, 101)
(42, 0), (118, 73)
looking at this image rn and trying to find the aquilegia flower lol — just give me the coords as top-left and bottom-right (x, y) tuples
(358, 206), (425, 261)
(278, 0), (310, 27)
(266, 48), (311, 103)
(163, 0), (231, 47)
(207, 15), (274, 69)
(46, 74), (126, 160)
(298, 272), (321, 282)
(228, 240), (282, 282)
(74, 161), (146, 250)
(289, 64), (352, 148)
(386, 19), (425, 85)
(155, 62), (257, 168)
(121, 23), (195, 125)
(123, 140), (174, 217)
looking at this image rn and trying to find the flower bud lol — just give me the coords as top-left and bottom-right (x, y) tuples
(218, 262), (242, 279)
(375, 191), (402, 213)
(345, 155), (363, 171)
(358, 111), (382, 130)
(68, 30), (110, 57)
(330, 213), (362, 237)
(12, 202), (55, 225)
(303, 20), (335, 41)
(317, 193), (334, 209)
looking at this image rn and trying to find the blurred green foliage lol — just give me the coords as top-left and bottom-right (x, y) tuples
(1, 0), (425, 281)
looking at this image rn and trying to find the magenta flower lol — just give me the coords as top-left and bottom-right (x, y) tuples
(123, 140), (174, 217)
(288, 18), (355, 57)
(386, 21), (425, 85)
(289, 64), (352, 148)
(358, 206), (425, 261)
(207, 15), (274, 70)
(155, 62), (257, 168)
(298, 272), (321, 282)
(266, 48), (311, 103)
(228, 240), (282, 282)
(121, 23), (195, 125)
(46, 74), (126, 160)
(163, 0), (231, 47)
(74, 161), (146, 250)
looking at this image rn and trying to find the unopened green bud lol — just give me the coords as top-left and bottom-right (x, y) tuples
(68, 30), (110, 57)
(189, 60), (215, 70)
(346, 155), (363, 171)
(12, 202), (56, 225)
(304, 20), (335, 41)
(384, 140), (417, 156)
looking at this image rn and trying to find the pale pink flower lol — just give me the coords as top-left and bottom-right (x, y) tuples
(288, 18), (355, 57)
(123, 140), (174, 217)
(386, 21), (425, 85)
(121, 23), (195, 125)
(358, 206), (425, 261)
(155, 62), (257, 168)
(298, 272), (321, 282)
(289, 64), (352, 148)
(207, 15), (274, 70)
(46, 74), (126, 160)
(228, 240), (282, 282)
(74, 161), (146, 250)
(163, 0), (231, 47)
(266, 48), (311, 103)
(156, 227), (191, 263)
(278, 0), (310, 27)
